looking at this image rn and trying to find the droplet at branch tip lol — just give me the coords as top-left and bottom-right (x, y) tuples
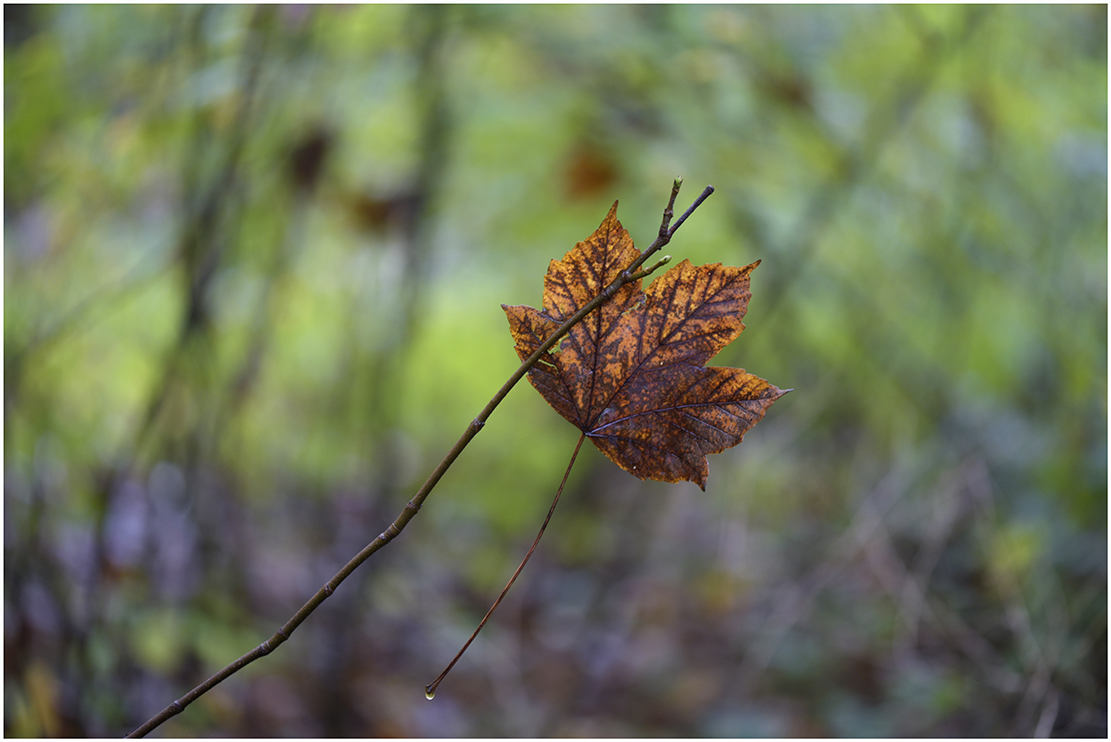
(424, 686), (436, 700)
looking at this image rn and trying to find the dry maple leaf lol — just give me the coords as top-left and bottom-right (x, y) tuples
(503, 201), (787, 490)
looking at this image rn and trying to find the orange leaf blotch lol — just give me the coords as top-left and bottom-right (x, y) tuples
(504, 203), (786, 489)
(543, 201), (641, 323)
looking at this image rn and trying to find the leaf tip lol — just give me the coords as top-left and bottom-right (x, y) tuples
(598, 199), (621, 228)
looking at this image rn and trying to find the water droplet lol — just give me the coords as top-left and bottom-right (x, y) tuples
(424, 686), (436, 701)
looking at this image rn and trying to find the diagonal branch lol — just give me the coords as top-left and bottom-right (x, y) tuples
(127, 178), (712, 738)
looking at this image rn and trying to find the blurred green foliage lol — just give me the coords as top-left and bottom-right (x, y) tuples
(5, 4), (1106, 737)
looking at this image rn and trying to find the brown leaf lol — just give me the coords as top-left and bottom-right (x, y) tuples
(503, 201), (787, 490)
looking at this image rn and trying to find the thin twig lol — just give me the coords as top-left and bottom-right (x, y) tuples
(424, 432), (587, 699)
(127, 179), (713, 738)
(668, 184), (714, 237)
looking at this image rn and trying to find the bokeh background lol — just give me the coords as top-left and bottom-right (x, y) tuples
(5, 4), (1107, 737)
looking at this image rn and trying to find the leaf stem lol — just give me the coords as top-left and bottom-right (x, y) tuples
(126, 180), (715, 737)
(424, 432), (587, 699)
